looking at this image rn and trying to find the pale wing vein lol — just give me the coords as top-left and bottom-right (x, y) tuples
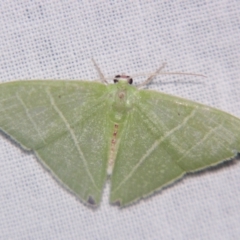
(176, 123), (222, 164)
(0, 95), (17, 103)
(17, 94), (46, 144)
(113, 109), (197, 193)
(46, 89), (100, 192)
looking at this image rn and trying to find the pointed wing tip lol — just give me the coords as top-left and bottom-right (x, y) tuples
(110, 198), (136, 208)
(87, 196), (97, 206)
(80, 195), (101, 209)
(110, 199), (122, 207)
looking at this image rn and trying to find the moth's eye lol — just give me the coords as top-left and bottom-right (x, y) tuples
(128, 78), (133, 84)
(114, 75), (121, 83)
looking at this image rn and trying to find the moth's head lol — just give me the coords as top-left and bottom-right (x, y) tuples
(113, 75), (133, 85)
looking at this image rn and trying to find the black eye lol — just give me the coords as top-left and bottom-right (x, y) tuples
(128, 78), (133, 84)
(113, 79), (119, 83)
(115, 75), (121, 78)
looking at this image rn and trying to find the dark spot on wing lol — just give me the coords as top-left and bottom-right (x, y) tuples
(112, 200), (121, 207)
(87, 196), (96, 205)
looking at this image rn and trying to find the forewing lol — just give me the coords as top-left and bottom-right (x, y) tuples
(110, 89), (240, 206)
(0, 81), (111, 205)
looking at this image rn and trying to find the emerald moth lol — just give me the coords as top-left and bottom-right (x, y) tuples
(0, 62), (239, 207)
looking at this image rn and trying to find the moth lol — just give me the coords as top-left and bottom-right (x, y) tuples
(0, 61), (239, 207)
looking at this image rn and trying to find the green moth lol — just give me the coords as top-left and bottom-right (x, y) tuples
(0, 63), (239, 207)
